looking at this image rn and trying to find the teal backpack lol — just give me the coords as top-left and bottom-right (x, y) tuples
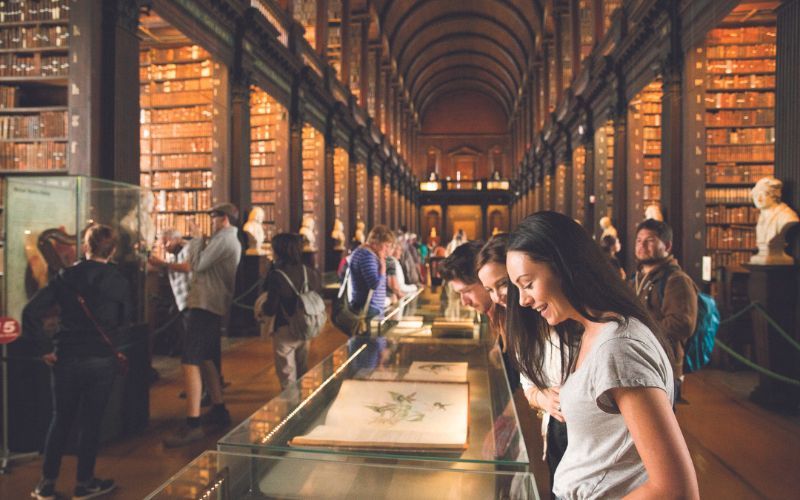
(658, 270), (720, 373)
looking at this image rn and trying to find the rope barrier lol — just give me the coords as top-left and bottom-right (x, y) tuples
(714, 301), (800, 386)
(229, 279), (263, 311)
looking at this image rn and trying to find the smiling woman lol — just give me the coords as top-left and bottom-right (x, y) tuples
(506, 211), (698, 500)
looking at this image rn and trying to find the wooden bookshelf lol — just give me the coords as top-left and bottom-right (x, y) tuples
(543, 173), (552, 210)
(554, 163), (567, 214)
(704, 23), (776, 284)
(250, 86), (288, 242)
(628, 79), (663, 222)
(294, 0), (317, 48)
(139, 41), (225, 237)
(332, 146), (348, 233)
(301, 123), (324, 260)
(348, 21), (361, 102)
(0, 0), (68, 172)
(572, 145), (587, 223)
(594, 120), (615, 221)
(372, 173), (382, 224)
(327, 0), (342, 81)
(355, 162), (367, 227)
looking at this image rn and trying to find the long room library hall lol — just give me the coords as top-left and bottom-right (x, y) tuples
(0, 1), (799, 499)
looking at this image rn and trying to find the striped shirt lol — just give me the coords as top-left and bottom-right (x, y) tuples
(166, 243), (192, 312)
(348, 246), (386, 317)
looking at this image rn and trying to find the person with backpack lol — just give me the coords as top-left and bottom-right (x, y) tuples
(632, 219), (698, 405)
(260, 233), (323, 389)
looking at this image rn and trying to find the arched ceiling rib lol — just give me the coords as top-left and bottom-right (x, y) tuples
(411, 64), (514, 107)
(409, 53), (517, 103)
(375, 0), (542, 124)
(419, 80), (511, 118)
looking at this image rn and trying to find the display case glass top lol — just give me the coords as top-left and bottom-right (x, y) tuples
(146, 450), (538, 499)
(219, 334), (528, 473)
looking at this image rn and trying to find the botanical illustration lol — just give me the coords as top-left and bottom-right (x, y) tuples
(290, 380), (469, 449)
(416, 363), (453, 375)
(365, 390), (452, 425)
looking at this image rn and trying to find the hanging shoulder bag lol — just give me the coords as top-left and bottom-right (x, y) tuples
(331, 267), (375, 337)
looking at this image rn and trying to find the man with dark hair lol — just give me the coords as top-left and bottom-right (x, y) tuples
(439, 240), (491, 314)
(164, 203), (241, 447)
(632, 219), (697, 404)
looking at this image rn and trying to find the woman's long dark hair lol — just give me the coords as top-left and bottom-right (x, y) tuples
(271, 233), (302, 267)
(477, 234), (511, 348)
(506, 211), (664, 388)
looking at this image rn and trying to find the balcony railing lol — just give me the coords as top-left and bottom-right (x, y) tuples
(420, 178), (511, 192)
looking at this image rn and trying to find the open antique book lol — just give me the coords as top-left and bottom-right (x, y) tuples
(290, 380), (469, 450)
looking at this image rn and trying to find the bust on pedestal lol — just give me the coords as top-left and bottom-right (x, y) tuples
(599, 216), (618, 240)
(243, 207), (267, 256)
(745, 177), (799, 413)
(644, 204), (664, 222)
(299, 213), (317, 252)
(353, 220), (366, 245)
(331, 218), (346, 251)
(749, 177), (800, 265)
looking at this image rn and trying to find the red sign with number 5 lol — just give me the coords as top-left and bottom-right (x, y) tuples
(0, 317), (20, 344)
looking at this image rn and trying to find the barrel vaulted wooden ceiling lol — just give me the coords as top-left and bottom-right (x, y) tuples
(375, 0), (544, 122)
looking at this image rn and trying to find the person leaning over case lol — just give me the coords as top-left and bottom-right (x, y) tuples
(506, 212), (698, 500)
(25, 224), (133, 500)
(479, 234), (568, 499)
(347, 225), (395, 331)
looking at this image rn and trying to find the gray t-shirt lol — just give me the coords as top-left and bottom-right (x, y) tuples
(553, 318), (673, 500)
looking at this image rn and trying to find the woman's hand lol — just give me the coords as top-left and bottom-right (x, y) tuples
(529, 386), (564, 422)
(42, 352), (57, 366)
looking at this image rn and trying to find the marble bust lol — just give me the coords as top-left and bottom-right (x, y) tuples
(243, 207), (266, 256)
(749, 177), (799, 265)
(645, 204), (664, 222)
(599, 216), (618, 240)
(299, 213), (317, 251)
(353, 220), (366, 245)
(331, 218), (346, 250)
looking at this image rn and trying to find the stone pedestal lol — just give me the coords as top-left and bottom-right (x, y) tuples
(230, 254), (269, 336)
(744, 263), (799, 414)
(302, 249), (317, 269)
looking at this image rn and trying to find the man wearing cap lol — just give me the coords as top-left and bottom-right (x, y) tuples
(164, 203), (242, 447)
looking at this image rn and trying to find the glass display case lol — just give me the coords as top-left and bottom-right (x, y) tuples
(146, 450), (538, 499)
(3, 175), (146, 322)
(218, 335), (528, 475)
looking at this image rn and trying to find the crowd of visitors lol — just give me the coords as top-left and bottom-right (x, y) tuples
(21, 201), (703, 499)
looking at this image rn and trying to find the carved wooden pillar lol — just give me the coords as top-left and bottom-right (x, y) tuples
(230, 74), (252, 213)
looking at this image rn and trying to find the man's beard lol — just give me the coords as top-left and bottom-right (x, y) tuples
(636, 255), (669, 266)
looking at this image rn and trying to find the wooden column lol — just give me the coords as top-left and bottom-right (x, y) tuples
(229, 75), (252, 213)
(101, 0), (141, 184)
(288, 93), (304, 233)
(611, 70), (630, 269)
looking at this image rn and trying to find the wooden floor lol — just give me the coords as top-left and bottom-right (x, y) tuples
(1, 323), (798, 499)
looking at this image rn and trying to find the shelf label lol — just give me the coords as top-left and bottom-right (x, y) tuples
(0, 317), (20, 345)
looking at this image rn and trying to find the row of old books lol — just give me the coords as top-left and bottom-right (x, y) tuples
(0, 110), (65, 138)
(0, 53), (68, 77)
